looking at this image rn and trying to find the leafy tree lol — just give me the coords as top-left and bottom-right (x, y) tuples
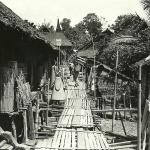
(60, 13), (103, 49)
(100, 41), (148, 77)
(83, 13), (102, 38)
(111, 14), (148, 38)
(61, 18), (71, 31)
(99, 14), (149, 78)
(38, 22), (54, 33)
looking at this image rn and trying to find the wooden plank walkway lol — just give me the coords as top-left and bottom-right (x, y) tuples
(34, 81), (109, 149)
(57, 108), (93, 128)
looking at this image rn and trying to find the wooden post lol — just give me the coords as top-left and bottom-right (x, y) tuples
(11, 115), (17, 139)
(103, 97), (106, 118)
(119, 111), (127, 135)
(46, 78), (50, 126)
(112, 49), (119, 132)
(123, 93), (126, 119)
(59, 46), (61, 67)
(35, 98), (39, 138)
(22, 108), (28, 143)
(28, 103), (35, 140)
(138, 64), (142, 150)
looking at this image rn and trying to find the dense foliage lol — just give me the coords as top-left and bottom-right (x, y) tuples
(38, 21), (54, 33)
(60, 13), (103, 49)
(99, 14), (149, 78)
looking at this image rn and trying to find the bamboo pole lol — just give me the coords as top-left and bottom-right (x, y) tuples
(28, 103), (35, 139)
(123, 93), (126, 119)
(118, 111), (127, 135)
(22, 109), (28, 143)
(138, 64), (142, 150)
(92, 108), (137, 113)
(112, 49), (119, 132)
(46, 78), (50, 125)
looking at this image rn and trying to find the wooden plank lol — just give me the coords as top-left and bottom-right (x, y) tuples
(92, 108), (137, 113)
(68, 109), (74, 127)
(71, 129), (76, 149)
(66, 109), (72, 127)
(89, 132), (97, 149)
(46, 138), (53, 149)
(87, 132), (94, 149)
(98, 133), (106, 149)
(84, 131), (90, 149)
(51, 130), (59, 148)
(55, 130), (63, 149)
(60, 130), (66, 149)
(94, 133), (101, 149)
(77, 129), (86, 149)
(67, 130), (72, 149)
(101, 134), (109, 149)
(64, 130), (70, 149)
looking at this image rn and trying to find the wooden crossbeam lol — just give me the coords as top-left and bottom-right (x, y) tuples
(92, 108), (137, 113)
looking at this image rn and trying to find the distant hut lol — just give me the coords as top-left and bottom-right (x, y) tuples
(43, 19), (72, 64)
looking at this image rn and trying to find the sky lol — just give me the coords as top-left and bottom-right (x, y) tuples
(0, 0), (148, 28)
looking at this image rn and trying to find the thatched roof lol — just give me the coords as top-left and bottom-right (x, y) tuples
(111, 35), (138, 44)
(77, 46), (98, 59)
(43, 32), (72, 47)
(0, 1), (56, 49)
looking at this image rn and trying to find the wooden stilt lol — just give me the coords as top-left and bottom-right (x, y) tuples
(123, 93), (126, 119)
(118, 111), (127, 135)
(112, 49), (119, 132)
(35, 98), (39, 138)
(28, 103), (35, 140)
(11, 117), (17, 139)
(138, 64), (142, 150)
(22, 108), (28, 143)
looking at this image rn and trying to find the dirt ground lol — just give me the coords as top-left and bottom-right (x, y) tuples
(100, 118), (137, 138)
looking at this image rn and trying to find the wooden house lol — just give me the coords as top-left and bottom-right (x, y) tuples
(0, 1), (58, 142)
(43, 19), (72, 63)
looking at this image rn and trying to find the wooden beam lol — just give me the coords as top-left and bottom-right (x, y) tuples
(92, 108), (137, 113)
(138, 64), (142, 150)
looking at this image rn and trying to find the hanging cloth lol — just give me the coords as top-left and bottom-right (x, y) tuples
(51, 76), (66, 101)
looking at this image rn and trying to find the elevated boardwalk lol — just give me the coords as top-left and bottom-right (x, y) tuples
(34, 81), (109, 150)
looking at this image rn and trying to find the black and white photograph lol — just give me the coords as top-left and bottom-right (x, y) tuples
(0, 0), (149, 149)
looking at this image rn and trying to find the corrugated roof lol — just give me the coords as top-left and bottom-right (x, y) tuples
(43, 32), (72, 47)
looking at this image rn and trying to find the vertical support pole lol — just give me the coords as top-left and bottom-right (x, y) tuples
(31, 64), (34, 88)
(123, 93), (126, 119)
(28, 103), (35, 140)
(59, 46), (61, 68)
(22, 109), (28, 143)
(46, 78), (50, 126)
(11, 115), (17, 139)
(91, 35), (97, 107)
(138, 64), (142, 150)
(112, 49), (119, 132)
(35, 96), (39, 138)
